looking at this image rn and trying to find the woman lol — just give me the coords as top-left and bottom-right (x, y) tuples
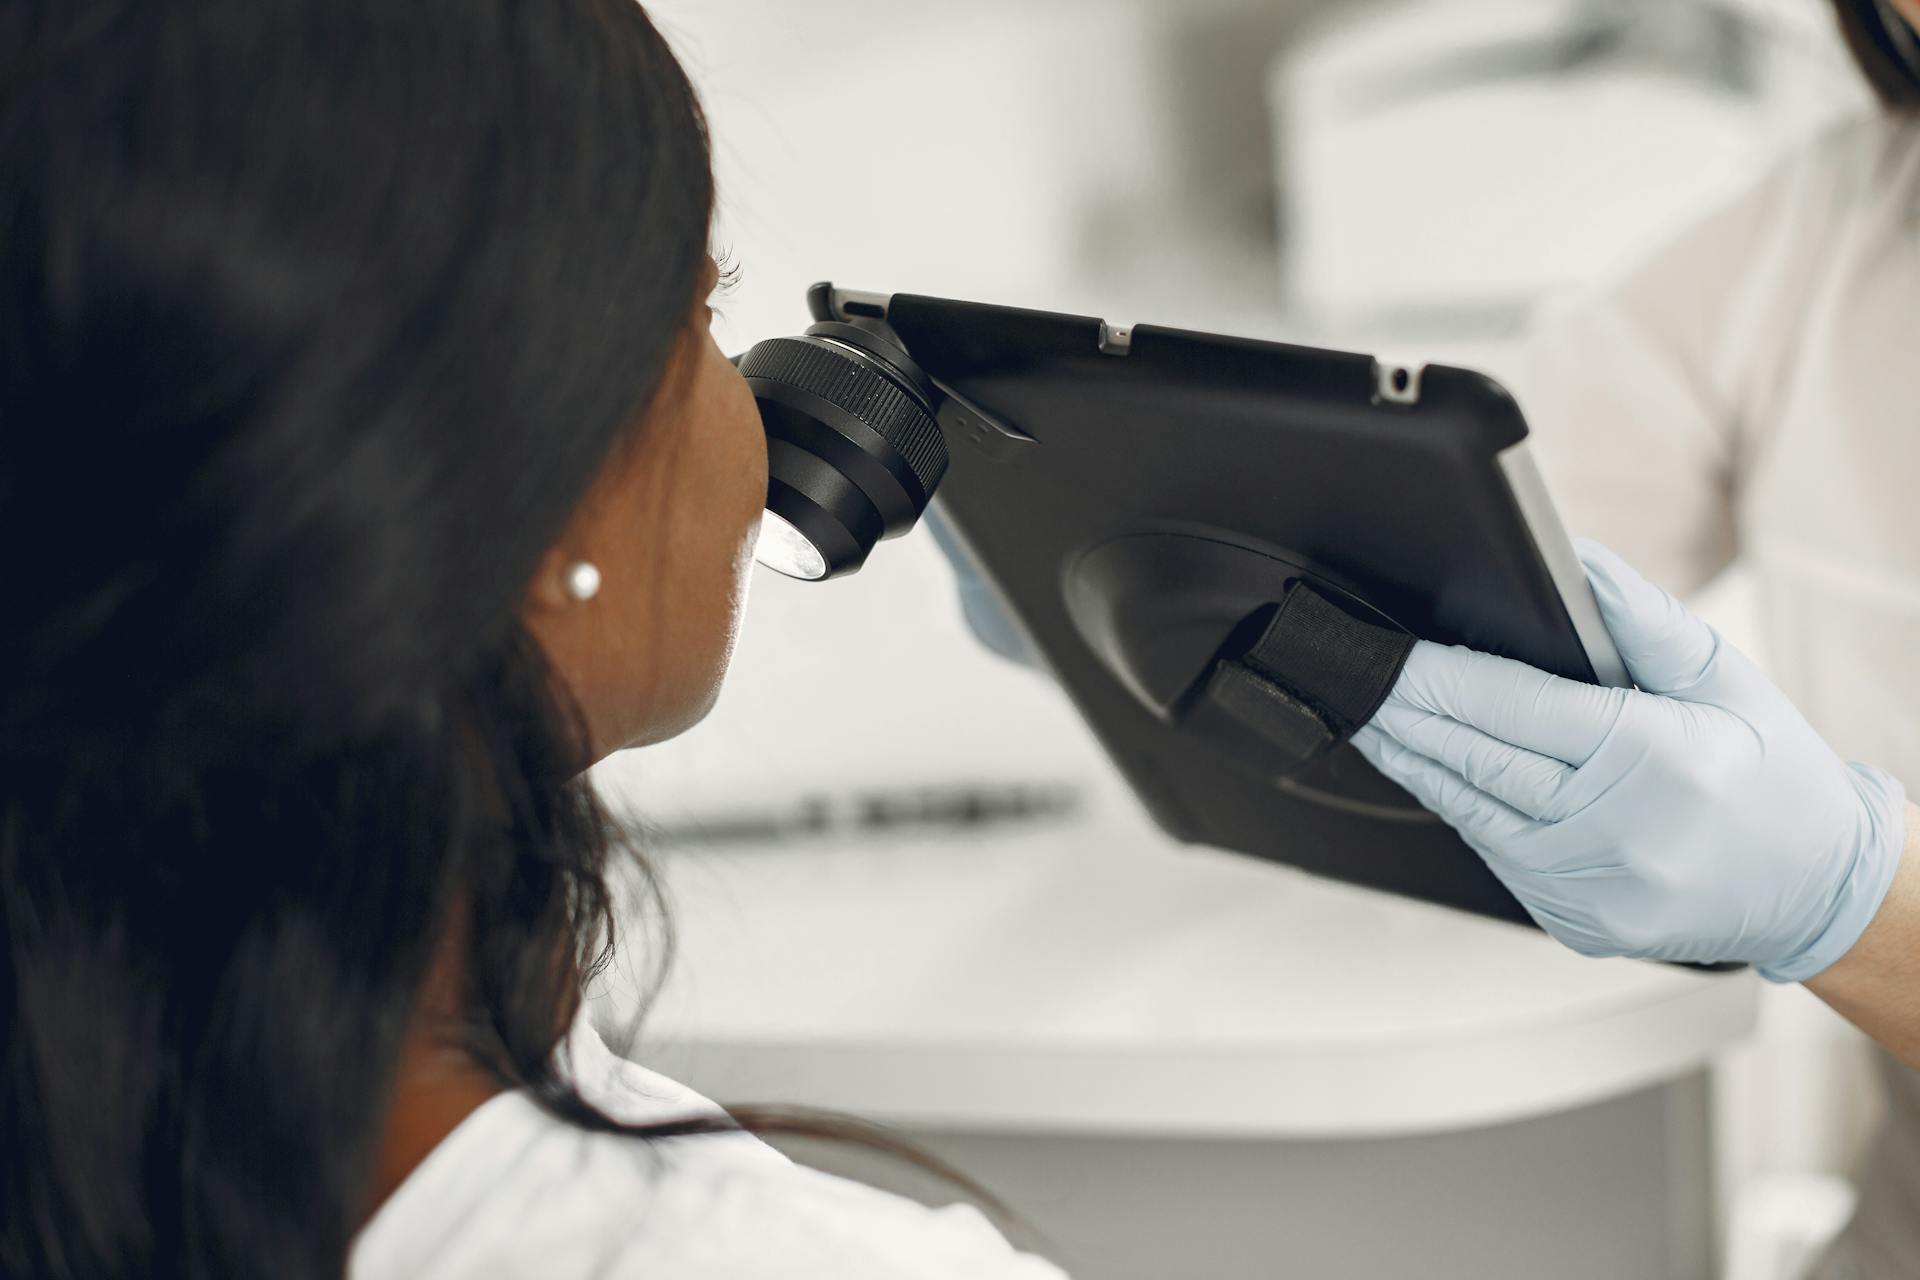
(0, 2), (1056, 1276)
(1359, 0), (1920, 1006)
(1355, 1), (1920, 1041)
(1355, 0), (1920, 1274)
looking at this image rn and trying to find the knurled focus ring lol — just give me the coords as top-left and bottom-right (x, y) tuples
(738, 337), (948, 498)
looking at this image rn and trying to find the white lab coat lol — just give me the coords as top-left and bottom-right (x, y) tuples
(1512, 112), (1920, 780)
(1504, 110), (1920, 1279)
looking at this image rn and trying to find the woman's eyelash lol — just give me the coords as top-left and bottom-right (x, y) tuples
(707, 247), (742, 322)
(711, 246), (742, 296)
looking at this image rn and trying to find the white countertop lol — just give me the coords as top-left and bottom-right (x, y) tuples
(599, 795), (1758, 1139)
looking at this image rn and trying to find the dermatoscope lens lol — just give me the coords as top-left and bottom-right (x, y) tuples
(734, 321), (948, 581)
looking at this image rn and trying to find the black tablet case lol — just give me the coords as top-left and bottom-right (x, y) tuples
(823, 286), (1603, 927)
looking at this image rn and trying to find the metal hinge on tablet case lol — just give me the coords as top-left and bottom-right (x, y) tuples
(1372, 361), (1424, 406)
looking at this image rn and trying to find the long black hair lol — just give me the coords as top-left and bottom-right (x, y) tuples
(0, 2), (716, 1275)
(1835, 0), (1920, 108)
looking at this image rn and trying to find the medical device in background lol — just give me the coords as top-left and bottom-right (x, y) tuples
(731, 282), (1632, 929)
(1271, 0), (1867, 338)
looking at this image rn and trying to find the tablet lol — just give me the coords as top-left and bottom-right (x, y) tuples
(806, 282), (1628, 926)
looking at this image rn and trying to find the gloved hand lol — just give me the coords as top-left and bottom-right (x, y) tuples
(1352, 540), (1907, 981)
(925, 506), (1039, 668)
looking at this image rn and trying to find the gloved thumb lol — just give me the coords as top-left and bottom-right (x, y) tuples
(1576, 539), (1718, 697)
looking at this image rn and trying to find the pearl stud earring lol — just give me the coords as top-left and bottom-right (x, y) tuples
(565, 561), (602, 602)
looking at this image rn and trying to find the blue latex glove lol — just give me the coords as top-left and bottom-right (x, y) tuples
(924, 505), (1040, 668)
(1352, 541), (1907, 981)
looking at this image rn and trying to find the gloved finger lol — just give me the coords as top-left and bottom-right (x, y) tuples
(1351, 724), (1540, 849)
(1386, 640), (1630, 767)
(1369, 700), (1578, 821)
(927, 506), (1042, 668)
(1511, 895), (1620, 960)
(1575, 539), (1719, 698)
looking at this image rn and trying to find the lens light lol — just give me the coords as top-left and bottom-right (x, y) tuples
(755, 508), (829, 581)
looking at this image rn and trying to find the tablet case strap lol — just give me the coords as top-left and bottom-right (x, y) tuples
(1185, 582), (1414, 773)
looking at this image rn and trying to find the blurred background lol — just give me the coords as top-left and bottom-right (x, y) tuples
(586, 2), (1887, 1277)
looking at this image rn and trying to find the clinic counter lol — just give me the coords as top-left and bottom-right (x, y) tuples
(605, 806), (1759, 1139)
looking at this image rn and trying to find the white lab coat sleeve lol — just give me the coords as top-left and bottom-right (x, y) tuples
(1502, 129), (1847, 597)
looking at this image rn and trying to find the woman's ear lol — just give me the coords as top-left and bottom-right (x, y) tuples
(524, 542), (581, 615)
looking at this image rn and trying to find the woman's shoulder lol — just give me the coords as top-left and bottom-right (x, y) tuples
(629, 1153), (1067, 1280)
(351, 1022), (1065, 1280)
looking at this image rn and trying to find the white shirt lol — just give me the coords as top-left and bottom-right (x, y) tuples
(349, 1018), (1066, 1279)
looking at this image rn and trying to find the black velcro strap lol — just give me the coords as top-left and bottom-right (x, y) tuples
(1184, 581), (1414, 773)
(1199, 661), (1339, 761)
(1242, 582), (1413, 733)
